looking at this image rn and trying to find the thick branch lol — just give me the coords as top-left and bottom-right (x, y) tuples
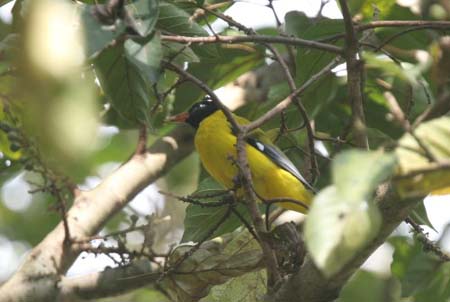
(0, 126), (194, 302)
(273, 189), (420, 302)
(58, 260), (158, 300)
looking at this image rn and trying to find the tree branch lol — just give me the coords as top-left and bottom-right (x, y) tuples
(0, 126), (195, 302)
(272, 189), (420, 302)
(357, 20), (450, 31)
(160, 34), (343, 55)
(339, 0), (369, 149)
(58, 260), (158, 300)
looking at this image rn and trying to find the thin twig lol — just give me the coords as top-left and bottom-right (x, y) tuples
(357, 20), (450, 31)
(160, 34), (343, 54)
(159, 190), (232, 207)
(135, 125), (147, 155)
(405, 217), (450, 262)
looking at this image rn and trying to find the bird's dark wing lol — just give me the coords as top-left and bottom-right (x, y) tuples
(246, 137), (316, 193)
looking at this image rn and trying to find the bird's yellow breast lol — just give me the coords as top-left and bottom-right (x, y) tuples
(195, 111), (312, 213)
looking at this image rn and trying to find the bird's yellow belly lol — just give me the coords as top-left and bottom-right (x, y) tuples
(195, 117), (311, 213)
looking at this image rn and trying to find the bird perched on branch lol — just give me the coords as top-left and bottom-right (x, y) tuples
(169, 98), (314, 213)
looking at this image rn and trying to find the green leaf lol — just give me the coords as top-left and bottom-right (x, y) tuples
(200, 270), (266, 302)
(127, 0), (159, 37)
(333, 150), (397, 201)
(394, 117), (450, 197)
(173, 45), (264, 112)
(338, 270), (401, 302)
(347, 0), (396, 20)
(77, 3), (127, 58)
(164, 229), (262, 301)
(125, 35), (163, 84)
(305, 186), (382, 278)
(305, 150), (397, 277)
(156, 1), (219, 59)
(161, 40), (200, 63)
(390, 236), (450, 301)
(285, 11), (344, 85)
(94, 42), (153, 125)
(410, 200), (436, 232)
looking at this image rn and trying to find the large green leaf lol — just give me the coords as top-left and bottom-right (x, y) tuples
(125, 35), (163, 84)
(305, 150), (397, 277)
(128, 0), (159, 37)
(94, 42), (154, 125)
(77, 3), (127, 59)
(78, 0), (159, 59)
(394, 117), (450, 197)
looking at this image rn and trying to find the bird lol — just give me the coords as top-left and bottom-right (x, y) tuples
(169, 98), (315, 213)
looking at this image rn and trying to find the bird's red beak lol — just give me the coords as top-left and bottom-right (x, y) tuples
(167, 111), (189, 123)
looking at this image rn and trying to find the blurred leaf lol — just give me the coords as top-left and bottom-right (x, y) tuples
(390, 236), (450, 301)
(0, 33), (19, 70)
(410, 200), (436, 232)
(333, 150), (397, 201)
(182, 177), (251, 243)
(94, 42), (154, 125)
(414, 264), (450, 302)
(0, 0), (14, 6)
(431, 186), (450, 196)
(394, 117), (450, 198)
(305, 150), (396, 277)
(163, 229), (262, 302)
(347, 0), (396, 20)
(338, 270), (401, 302)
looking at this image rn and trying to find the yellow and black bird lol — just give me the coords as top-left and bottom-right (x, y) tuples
(171, 98), (314, 213)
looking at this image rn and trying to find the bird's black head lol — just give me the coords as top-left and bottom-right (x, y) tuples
(184, 98), (219, 128)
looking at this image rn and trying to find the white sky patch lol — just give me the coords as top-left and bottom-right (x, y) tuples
(0, 1), (14, 24)
(67, 251), (119, 277)
(424, 195), (450, 249)
(127, 184), (165, 216)
(361, 243), (394, 276)
(0, 236), (30, 281)
(1, 173), (32, 212)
